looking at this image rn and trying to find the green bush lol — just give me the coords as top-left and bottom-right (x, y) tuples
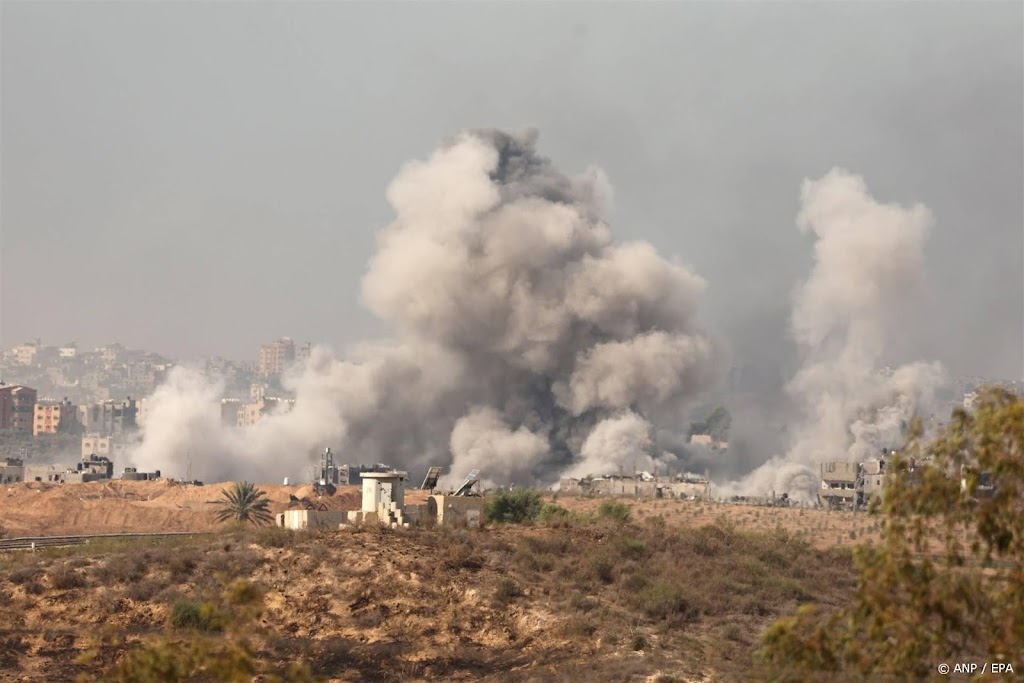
(170, 599), (223, 632)
(597, 500), (632, 523)
(170, 600), (203, 629)
(484, 489), (544, 524)
(537, 503), (573, 525)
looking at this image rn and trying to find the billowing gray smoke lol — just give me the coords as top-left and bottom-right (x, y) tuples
(719, 169), (946, 501)
(130, 130), (721, 486)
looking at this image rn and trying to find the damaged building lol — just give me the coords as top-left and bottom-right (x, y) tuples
(1, 458), (25, 484)
(818, 452), (898, 510)
(559, 471), (711, 500)
(122, 467), (162, 481)
(6, 453), (117, 484)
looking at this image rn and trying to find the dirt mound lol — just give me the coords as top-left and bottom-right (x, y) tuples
(0, 480), (365, 537)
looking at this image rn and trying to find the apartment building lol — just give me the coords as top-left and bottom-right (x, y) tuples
(33, 398), (79, 435)
(237, 397), (292, 427)
(258, 338), (295, 377)
(0, 384), (38, 431)
(78, 398), (138, 435)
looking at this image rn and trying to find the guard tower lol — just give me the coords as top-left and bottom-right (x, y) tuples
(359, 470), (410, 528)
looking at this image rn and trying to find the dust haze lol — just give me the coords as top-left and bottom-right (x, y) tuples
(132, 131), (721, 486)
(2, 4), (1020, 489)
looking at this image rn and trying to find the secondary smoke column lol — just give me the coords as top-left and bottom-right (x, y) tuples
(131, 130), (720, 484)
(721, 169), (946, 500)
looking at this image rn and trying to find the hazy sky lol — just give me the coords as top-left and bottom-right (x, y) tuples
(2, 2), (1021, 382)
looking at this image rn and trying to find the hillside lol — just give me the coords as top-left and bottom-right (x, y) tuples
(0, 517), (856, 682)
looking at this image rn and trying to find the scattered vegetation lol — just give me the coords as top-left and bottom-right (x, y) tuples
(0, 507), (857, 681)
(760, 387), (1024, 680)
(170, 599), (222, 632)
(212, 481), (274, 527)
(17, 393), (1017, 683)
(484, 488), (544, 524)
(536, 502), (574, 526)
(101, 580), (320, 682)
(596, 500), (632, 523)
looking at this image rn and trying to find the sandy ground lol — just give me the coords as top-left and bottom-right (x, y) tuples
(0, 478), (882, 550)
(0, 480), (434, 537)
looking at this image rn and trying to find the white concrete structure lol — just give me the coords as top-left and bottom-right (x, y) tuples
(347, 470), (410, 528)
(276, 509), (348, 530)
(361, 471), (407, 513)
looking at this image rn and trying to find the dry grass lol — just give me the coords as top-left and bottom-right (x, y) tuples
(0, 515), (857, 682)
(557, 495), (884, 549)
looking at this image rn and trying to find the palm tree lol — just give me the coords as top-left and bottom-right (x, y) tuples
(213, 481), (274, 526)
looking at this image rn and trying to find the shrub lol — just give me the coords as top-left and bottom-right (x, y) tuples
(589, 556), (616, 584)
(494, 577), (520, 604)
(170, 599), (223, 632)
(97, 554), (147, 584)
(616, 536), (647, 560)
(48, 564), (87, 590)
(597, 500), (632, 523)
(168, 552), (199, 582)
(7, 566), (42, 585)
(559, 616), (598, 638)
(569, 591), (598, 613)
(442, 541), (484, 570)
(484, 489), (544, 524)
(253, 526), (295, 549)
(125, 578), (163, 602)
(537, 503), (574, 526)
(637, 582), (698, 622)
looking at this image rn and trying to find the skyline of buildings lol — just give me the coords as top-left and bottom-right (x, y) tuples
(0, 336), (1019, 447)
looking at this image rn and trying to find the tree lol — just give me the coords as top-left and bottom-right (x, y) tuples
(484, 489), (544, 524)
(213, 482), (274, 527)
(759, 387), (1023, 680)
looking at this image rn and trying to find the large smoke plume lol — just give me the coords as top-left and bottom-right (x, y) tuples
(130, 130), (721, 485)
(719, 169), (946, 500)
